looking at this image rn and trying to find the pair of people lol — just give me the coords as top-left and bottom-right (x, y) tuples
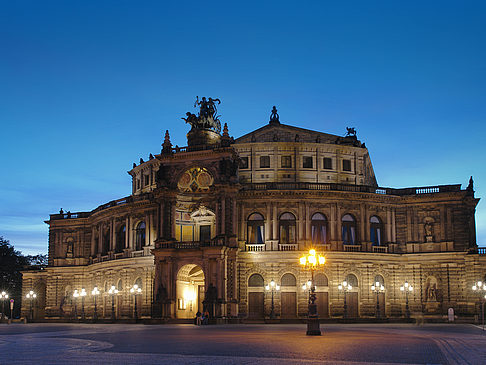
(195, 310), (210, 325)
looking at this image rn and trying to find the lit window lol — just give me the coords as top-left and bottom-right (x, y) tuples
(135, 222), (146, 250)
(247, 213), (264, 244)
(279, 212), (296, 244)
(370, 216), (383, 246)
(342, 214), (356, 244)
(311, 213), (328, 244)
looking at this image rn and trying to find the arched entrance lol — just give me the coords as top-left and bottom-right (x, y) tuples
(176, 264), (205, 319)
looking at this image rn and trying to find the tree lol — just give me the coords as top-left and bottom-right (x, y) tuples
(0, 236), (40, 318)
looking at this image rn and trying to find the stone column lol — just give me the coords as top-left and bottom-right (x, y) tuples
(232, 198), (237, 236)
(111, 218), (116, 251)
(305, 203), (311, 241)
(360, 204), (365, 243)
(386, 209), (392, 243)
(391, 208), (396, 243)
(330, 204), (336, 241)
(145, 213), (150, 246)
(273, 204), (278, 241)
(125, 216), (130, 249)
(221, 197), (226, 235)
(265, 203), (271, 241)
(91, 227), (96, 255)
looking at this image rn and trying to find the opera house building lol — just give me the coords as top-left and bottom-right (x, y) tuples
(22, 99), (485, 322)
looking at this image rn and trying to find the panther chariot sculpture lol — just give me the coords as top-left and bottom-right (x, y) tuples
(182, 96), (222, 134)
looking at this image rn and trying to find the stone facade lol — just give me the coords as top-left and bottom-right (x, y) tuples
(22, 103), (486, 321)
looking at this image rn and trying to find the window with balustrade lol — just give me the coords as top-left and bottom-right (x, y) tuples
(311, 212), (328, 245)
(342, 214), (357, 244)
(135, 222), (146, 251)
(247, 213), (265, 244)
(279, 212), (296, 244)
(370, 216), (383, 246)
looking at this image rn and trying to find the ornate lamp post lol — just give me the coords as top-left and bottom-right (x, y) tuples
(472, 281), (486, 330)
(338, 281), (352, 319)
(130, 284), (142, 321)
(400, 281), (413, 319)
(108, 285), (118, 321)
(25, 290), (36, 321)
(371, 282), (385, 319)
(72, 289), (79, 321)
(91, 287), (100, 321)
(302, 280), (312, 303)
(80, 288), (87, 321)
(265, 279), (280, 319)
(1, 291), (8, 321)
(299, 248), (325, 336)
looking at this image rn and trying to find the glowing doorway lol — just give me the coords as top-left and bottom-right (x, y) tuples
(176, 264), (205, 319)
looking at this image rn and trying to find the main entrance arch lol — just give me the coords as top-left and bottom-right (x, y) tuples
(176, 264), (205, 319)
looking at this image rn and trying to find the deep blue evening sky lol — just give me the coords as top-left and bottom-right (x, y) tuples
(1, 1), (485, 254)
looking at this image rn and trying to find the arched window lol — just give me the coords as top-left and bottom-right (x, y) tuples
(115, 225), (126, 253)
(134, 277), (142, 288)
(315, 273), (328, 287)
(281, 273), (297, 286)
(117, 279), (123, 292)
(370, 216), (383, 246)
(311, 213), (328, 245)
(279, 212), (296, 244)
(374, 275), (384, 286)
(135, 222), (146, 251)
(345, 274), (358, 287)
(102, 231), (110, 255)
(247, 213), (264, 244)
(342, 214), (357, 245)
(248, 274), (264, 287)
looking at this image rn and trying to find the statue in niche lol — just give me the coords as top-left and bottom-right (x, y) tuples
(424, 220), (434, 242)
(425, 277), (438, 302)
(66, 240), (74, 258)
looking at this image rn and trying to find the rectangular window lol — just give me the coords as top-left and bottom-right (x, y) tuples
(281, 156), (292, 168)
(199, 225), (211, 243)
(144, 175), (150, 186)
(303, 156), (313, 168)
(136, 179), (140, 189)
(343, 159), (351, 172)
(240, 156), (249, 169)
(323, 157), (332, 170)
(260, 156), (270, 168)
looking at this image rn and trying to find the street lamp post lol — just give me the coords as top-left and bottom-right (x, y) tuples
(472, 281), (486, 330)
(108, 285), (119, 321)
(80, 288), (87, 321)
(302, 280), (312, 304)
(130, 284), (142, 322)
(371, 282), (385, 319)
(299, 248), (326, 336)
(25, 290), (37, 321)
(73, 289), (79, 321)
(91, 287), (100, 321)
(338, 281), (352, 319)
(265, 280), (280, 319)
(400, 281), (413, 319)
(1, 291), (8, 322)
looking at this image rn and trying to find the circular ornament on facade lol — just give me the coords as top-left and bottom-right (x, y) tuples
(178, 167), (213, 192)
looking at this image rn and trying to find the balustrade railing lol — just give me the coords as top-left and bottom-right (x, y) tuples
(279, 243), (298, 251)
(372, 246), (388, 253)
(344, 244), (361, 252)
(246, 243), (265, 252)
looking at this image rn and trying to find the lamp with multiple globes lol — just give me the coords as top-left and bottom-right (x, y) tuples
(299, 249), (325, 336)
(338, 281), (352, 319)
(91, 287), (100, 321)
(80, 288), (87, 321)
(72, 289), (79, 320)
(1, 291), (8, 321)
(265, 279), (280, 319)
(25, 290), (37, 321)
(472, 281), (486, 330)
(400, 281), (413, 319)
(130, 284), (142, 321)
(108, 285), (119, 321)
(371, 282), (385, 319)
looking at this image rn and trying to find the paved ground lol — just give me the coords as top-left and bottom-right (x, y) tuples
(0, 323), (485, 364)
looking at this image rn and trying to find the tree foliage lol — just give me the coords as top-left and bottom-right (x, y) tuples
(0, 236), (46, 318)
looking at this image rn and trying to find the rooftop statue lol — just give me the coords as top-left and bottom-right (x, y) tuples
(269, 106), (280, 124)
(346, 127), (357, 137)
(182, 96), (222, 133)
